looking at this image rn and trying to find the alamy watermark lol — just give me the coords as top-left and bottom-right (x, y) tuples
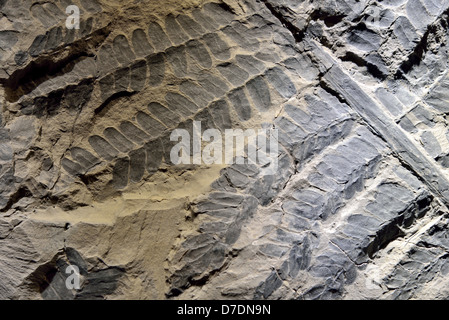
(66, 5), (80, 30)
(170, 122), (279, 173)
(365, 6), (382, 30)
(65, 265), (81, 290)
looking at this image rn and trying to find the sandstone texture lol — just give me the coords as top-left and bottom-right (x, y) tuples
(1, 0), (449, 300)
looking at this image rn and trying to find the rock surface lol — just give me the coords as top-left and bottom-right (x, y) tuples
(1, 0), (449, 300)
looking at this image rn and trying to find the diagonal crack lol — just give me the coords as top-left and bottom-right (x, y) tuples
(261, 0), (305, 42)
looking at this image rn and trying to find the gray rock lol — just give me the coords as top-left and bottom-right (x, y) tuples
(347, 214), (383, 232)
(208, 99), (232, 131)
(195, 200), (234, 213)
(282, 213), (312, 233)
(276, 117), (308, 149)
(311, 248), (356, 285)
(265, 67), (297, 99)
(114, 67), (130, 92)
(211, 175), (237, 193)
(202, 33), (231, 61)
(279, 239), (311, 279)
(285, 104), (312, 131)
(185, 39), (212, 69)
(406, 0), (434, 30)
(375, 88), (404, 117)
(224, 167), (251, 188)
(70, 147), (99, 170)
(0, 141), (13, 162)
(136, 111), (166, 138)
(235, 54), (266, 76)
(148, 102), (181, 127)
(6, 0), (449, 302)
(64, 27), (76, 44)
(208, 192), (244, 207)
(307, 171), (341, 194)
(44, 27), (62, 51)
(132, 29), (154, 58)
(194, 107), (215, 131)
(179, 81), (215, 109)
(426, 80), (449, 113)
(283, 56), (319, 82)
(14, 51), (28, 66)
(176, 14), (205, 38)
(88, 135), (120, 161)
(366, 53), (389, 78)
(202, 2), (235, 27)
(256, 51), (281, 63)
(144, 138), (164, 174)
(191, 8), (220, 31)
(341, 224), (373, 241)
(130, 60), (147, 91)
(80, 0), (102, 13)
(148, 21), (172, 52)
(119, 121), (151, 146)
(129, 148), (146, 183)
(366, 184), (415, 221)
(65, 78), (94, 110)
(202, 208), (239, 219)
(412, 104), (435, 127)
(335, 136), (380, 163)
(217, 62), (250, 87)
(168, 238), (227, 295)
(42, 272), (75, 300)
(246, 76), (271, 111)
(99, 74), (115, 102)
(76, 267), (124, 300)
(165, 45), (188, 78)
(165, 14), (190, 46)
(283, 200), (321, 220)
(62, 158), (84, 176)
(222, 22), (259, 51)
(30, 3), (59, 28)
(254, 271), (283, 299)
(165, 92), (199, 118)
(98, 44), (120, 74)
(392, 16), (420, 51)
(249, 175), (277, 206)
(317, 153), (358, 184)
(79, 18), (94, 38)
(104, 127), (136, 153)
(292, 188), (326, 207)
(0, 30), (18, 49)
(147, 53), (166, 87)
(227, 87), (252, 121)
(332, 235), (365, 262)
(112, 157), (130, 189)
(199, 221), (229, 235)
(197, 72), (230, 98)
(65, 248), (88, 276)
(399, 116), (417, 133)
(437, 154), (449, 168)
(421, 131), (441, 158)
(347, 28), (382, 52)
(29, 35), (47, 57)
(113, 35), (136, 66)
(304, 97), (341, 129)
